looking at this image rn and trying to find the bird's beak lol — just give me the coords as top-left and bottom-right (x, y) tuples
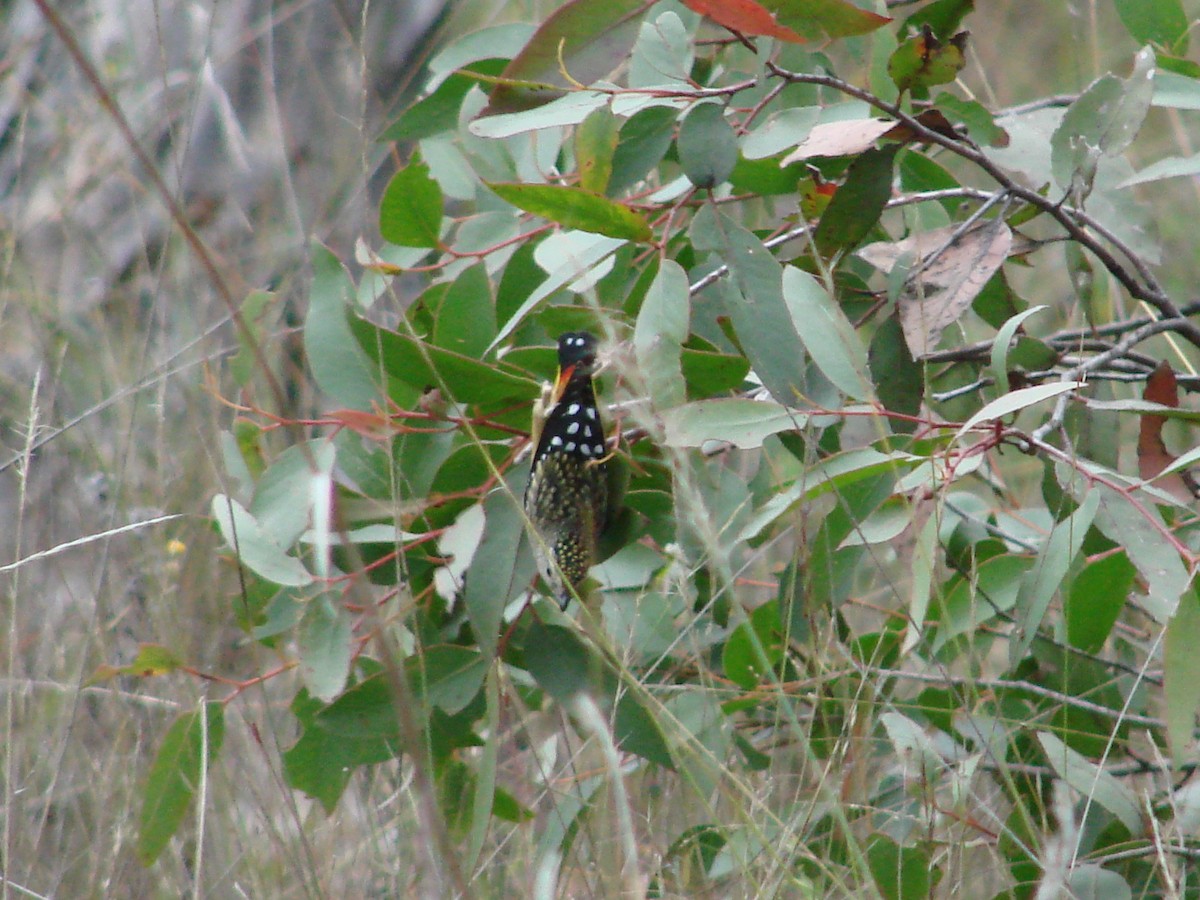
(552, 363), (576, 403)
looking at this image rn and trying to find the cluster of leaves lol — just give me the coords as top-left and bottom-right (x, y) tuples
(127, 0), (1200, 892)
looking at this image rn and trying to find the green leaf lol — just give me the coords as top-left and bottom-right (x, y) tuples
(1082, 397), (1200, 424)
(867, 835), (935, 900)
(211, 494), (313, 587)
(902, 0), (973, 40)
(1036, 731), (1142, 834)
(432, 263), (496, 358)
(89, 643), (185, 684)
(417, 646), (489, 715)
(723, 600), (785, 689)
(1115, 0), (1188, 52)
(887, 28), (967, 94)
(609, 105), (678, 195)
(1165, 592), (1200, 763)
(487, 182), (652, 242)
(379, 59), (509, 142)
(489, 232), (626, 350)
(614, 689), (674, 769)
(250, 441), (328, 549)
(760, 0), (892, 40)
(1065, 551), (1133, 653)
(741, 107), (821, 160)
(1118, 151), (1200, 188)
(1068, 867), (1133, 900)
(635, 259), (689, 410)
(465, 480), (536, 660)
(576, 105), (620, 193)
(428, 23), (535, 81)
(1092, 484), (1189, 622)
(662, 398), (806, 449)
(678, 103), (738, 190)
(1153, 69), (1200, 108)
(314, 675), (400, 740)
(691, 205), (807, 404)
(935, 93), (1009, 147)
(680, 347), (751, 397)
(298, 594), (353, 703)
(740, 448), (918, 542)
(138, 703), (225, 865)
(1011, 490), (1098, 664)
(869, 316), (923, 434)
(782, 265), (872, 401)
(933, 554), (1032, 654)
(990, 305), (1049, 395)
(229, 290), (273, 388)
(956, 381), (1082, 438)
(352, 318), (541, 407)
(379, 156), (444, 248)
(481, 0), (647, 115)
(284, 687), (400, 812)
(306, 243), (381, 411)
(468, 90), (611, 139)
(523, 619), (596, 702)
(1051, 47), (1156, 195)
(629, 10), (693, 88)
(814, 145), (899, 257)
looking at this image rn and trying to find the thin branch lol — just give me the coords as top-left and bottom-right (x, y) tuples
(870, 668), (1162, 728)
(766, 64), (1200, 349)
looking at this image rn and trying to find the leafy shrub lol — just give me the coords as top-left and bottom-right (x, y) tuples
(131, 0), (1200, 893)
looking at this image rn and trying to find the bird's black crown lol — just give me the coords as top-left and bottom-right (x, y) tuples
(557, 331), (599, 378)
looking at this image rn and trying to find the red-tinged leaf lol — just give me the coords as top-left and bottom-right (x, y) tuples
(481, 0), (648, 116)
(798, 174), (837, 220)
(1138, 361), (1200, 501)
(683, 0), (805, 43)
(487, 182), (653, 242)
(761, 0), (891, 40)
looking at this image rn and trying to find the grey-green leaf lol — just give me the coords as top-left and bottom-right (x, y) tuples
(678, 103), (738, 190)
(782, 265), (872, 401)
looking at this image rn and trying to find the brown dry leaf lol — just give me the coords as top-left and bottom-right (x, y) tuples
(780, 110), (962, 166)
(1138, 361), (1200, 501)
(780, 118), (897, 164)
(882, 108), (963, 144)
(858, 219), (1013, 358)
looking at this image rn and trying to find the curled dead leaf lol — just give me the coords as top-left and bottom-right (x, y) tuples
(858, 219), (1013, 358)
(1138, 361), (1200, 502)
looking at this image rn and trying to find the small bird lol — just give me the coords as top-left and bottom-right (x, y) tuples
(524, 331), (609, 607)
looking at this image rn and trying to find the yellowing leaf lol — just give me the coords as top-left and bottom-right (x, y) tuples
(487, 182), (653, 242)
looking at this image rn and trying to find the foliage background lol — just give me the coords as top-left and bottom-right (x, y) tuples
(5, 0), (1200, 897)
